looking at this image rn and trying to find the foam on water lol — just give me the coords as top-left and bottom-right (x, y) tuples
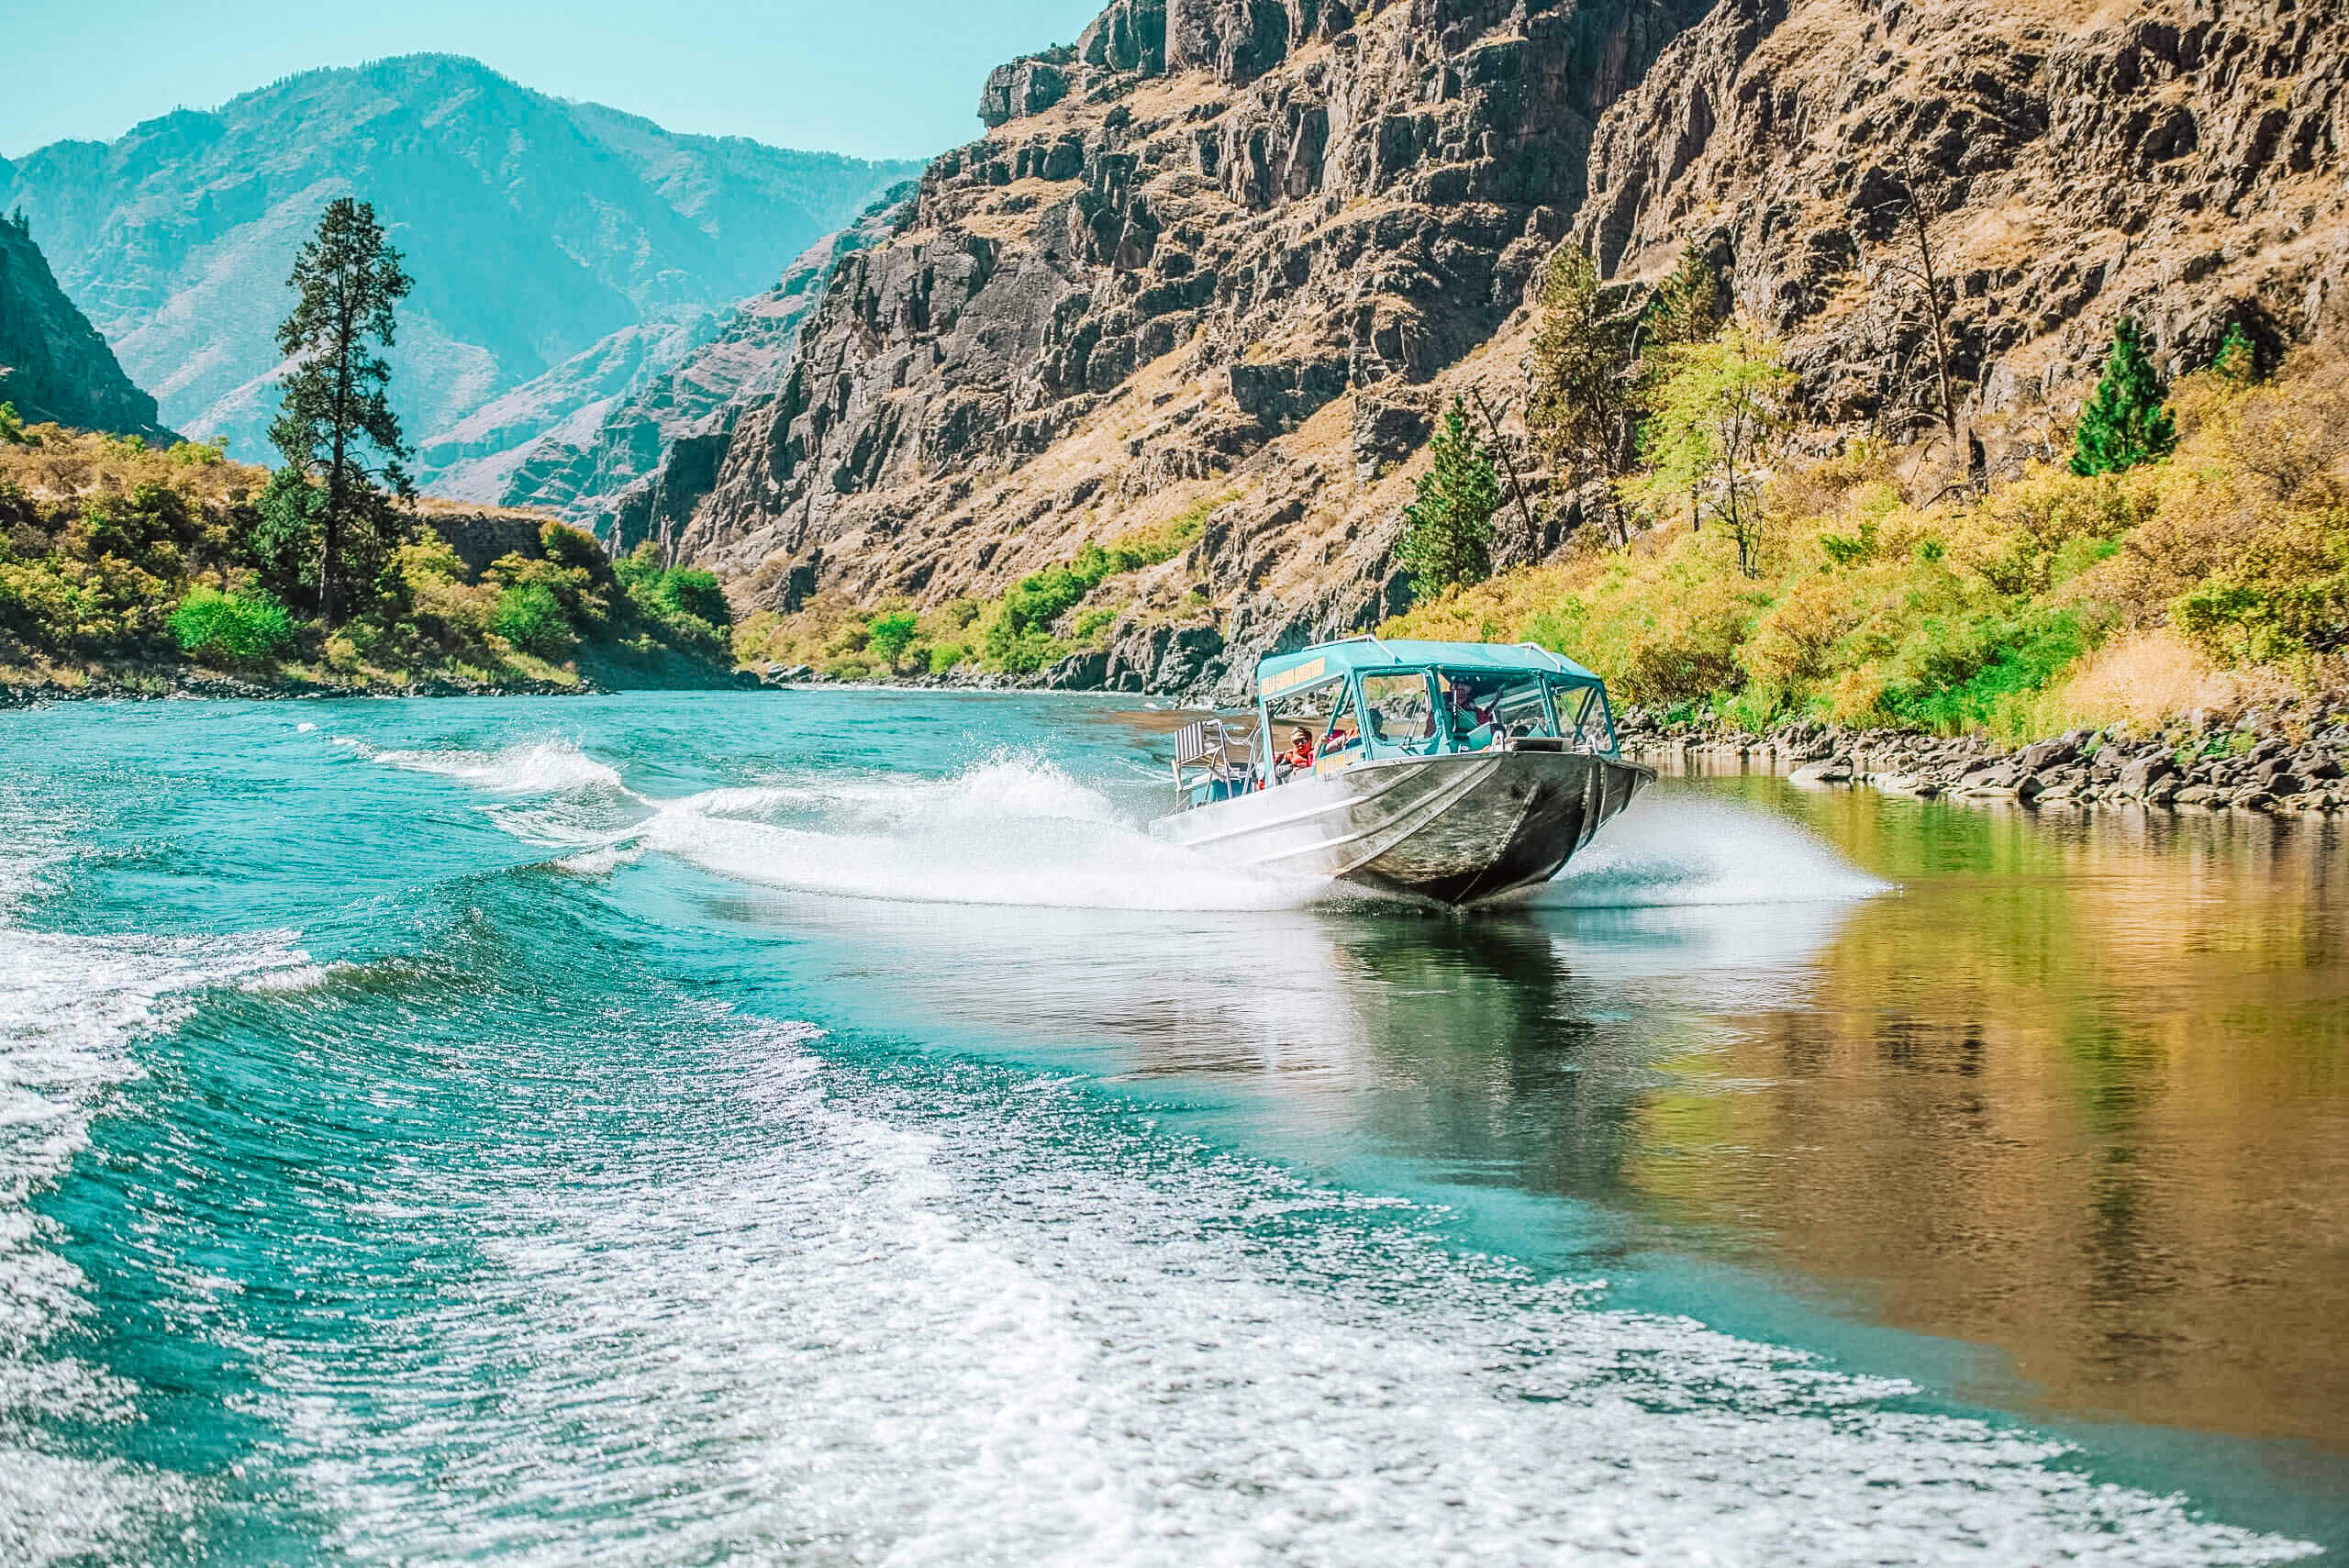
(343, 736), (645, 851)
(356, 739), (1321, 909)
(243, 1021), (2312, 1566)
(344, 736), (629, 797)
(640, 759), (1322, 911)
(0, 801), (303, 1562)
(1540, 794), (1892, 908)
(8, 706), (2327, 1560)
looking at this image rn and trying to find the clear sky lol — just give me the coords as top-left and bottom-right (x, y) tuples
(1, 0), (1107, 162)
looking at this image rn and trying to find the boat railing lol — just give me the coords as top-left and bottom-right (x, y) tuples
(1173, 716), (1255, 806)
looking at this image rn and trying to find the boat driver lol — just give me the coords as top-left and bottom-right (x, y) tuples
(1448, 676), (1498, 728)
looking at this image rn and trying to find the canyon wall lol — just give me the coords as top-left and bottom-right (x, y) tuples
(0, 214), (175, 442)
(631, 0), (2348, 694)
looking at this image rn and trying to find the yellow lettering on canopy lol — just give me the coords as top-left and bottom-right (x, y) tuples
(1263, 657), (1327, 695)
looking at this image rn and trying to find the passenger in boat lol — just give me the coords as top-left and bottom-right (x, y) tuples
(1446, 677), (1500, 747)
(1280, 726), (1317, 773)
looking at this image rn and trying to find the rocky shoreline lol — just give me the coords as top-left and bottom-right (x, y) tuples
(1618, 703), (2349, 817)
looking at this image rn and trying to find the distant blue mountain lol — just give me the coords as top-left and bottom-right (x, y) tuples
(1, 54), (925, 484)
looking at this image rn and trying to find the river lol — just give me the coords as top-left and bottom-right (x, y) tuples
(4, 691), (2342, 1564)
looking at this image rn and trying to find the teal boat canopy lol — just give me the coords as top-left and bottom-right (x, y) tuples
(1255, 637), (1604, 697)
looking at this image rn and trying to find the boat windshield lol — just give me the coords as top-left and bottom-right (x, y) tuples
(1361, 672), (1436, 751)
(1264, 678), (1356, 772)
(1435, 670), (1554, 746)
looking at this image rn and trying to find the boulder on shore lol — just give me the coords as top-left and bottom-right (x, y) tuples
(1041, 651), (1109, 691)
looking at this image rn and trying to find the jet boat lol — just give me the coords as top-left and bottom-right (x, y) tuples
(1150, 637), (1653, 906)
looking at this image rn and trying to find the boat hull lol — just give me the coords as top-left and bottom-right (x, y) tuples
(1151, 750), (1653, 906)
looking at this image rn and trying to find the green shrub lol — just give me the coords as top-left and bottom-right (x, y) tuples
(988, 625), (1068, 673)
(999, 562), (1096, 639)
(168, 437), (228, 467)
(867, 610), (918, 670)
(169, 587), (295, 667)
(539, 520), (609, 576)
(491, 582), (576, 656)
(0, 558), (83, 650)
(83, 483), (200, 569)
(648, 567), (729, 628)
(614, 541), (729, 660)
(2170, 510), (2349, 665)
(1873, 605), (2096, 734)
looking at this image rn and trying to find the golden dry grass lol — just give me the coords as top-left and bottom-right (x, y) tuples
(2026, 627), (2280, 732)
(410, 496), (559, 522)
(0, 426), (267, 506)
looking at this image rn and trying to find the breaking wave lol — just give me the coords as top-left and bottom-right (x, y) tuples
(640, 753), (1322, 911)
(342, 736), (629, 797)
(0, 804), (304, 1562)
(349, 739), (1323, 910)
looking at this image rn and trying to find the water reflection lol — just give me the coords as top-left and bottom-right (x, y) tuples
(703, 780), (2346, 1454)
(1623, 782), (2349, 1450)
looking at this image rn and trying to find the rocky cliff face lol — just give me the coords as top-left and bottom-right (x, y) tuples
(635, 0), (2347, 695)
(509, 188), (914, 540)
(0, 214), (175, 442)
(1575, 0), (2348, 441)
(2, 56), (919, 477)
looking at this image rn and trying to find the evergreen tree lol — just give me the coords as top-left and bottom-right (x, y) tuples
(2069, 316), (2176, 477)
(2212, 320), (2258, 388)
(1640, 244), (1728, 370)
(1526, 245), (1642, 525)
(269, 198), (414, 623)
(1397, 399), (1499, 601)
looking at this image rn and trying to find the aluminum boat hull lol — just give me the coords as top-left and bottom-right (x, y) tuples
(1151, 750), (1653, 906)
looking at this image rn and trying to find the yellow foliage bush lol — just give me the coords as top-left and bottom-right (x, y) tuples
(1383, 347), (2349, 735)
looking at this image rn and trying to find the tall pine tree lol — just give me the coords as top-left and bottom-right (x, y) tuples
(1640, 244), (1728, 371)
(2069, 316), (2176, 477)
(269, 198), (414, 623)
(1397, 399), (1499, 601)
(1527, 245), (1642, 525)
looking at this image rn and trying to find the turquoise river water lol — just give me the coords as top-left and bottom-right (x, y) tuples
(3, 692), (2343, 1564)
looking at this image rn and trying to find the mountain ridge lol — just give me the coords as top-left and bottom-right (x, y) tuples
(513, 186), (916, 537)
(0, 212), (177, 442)
(1, 55), (921, 481)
